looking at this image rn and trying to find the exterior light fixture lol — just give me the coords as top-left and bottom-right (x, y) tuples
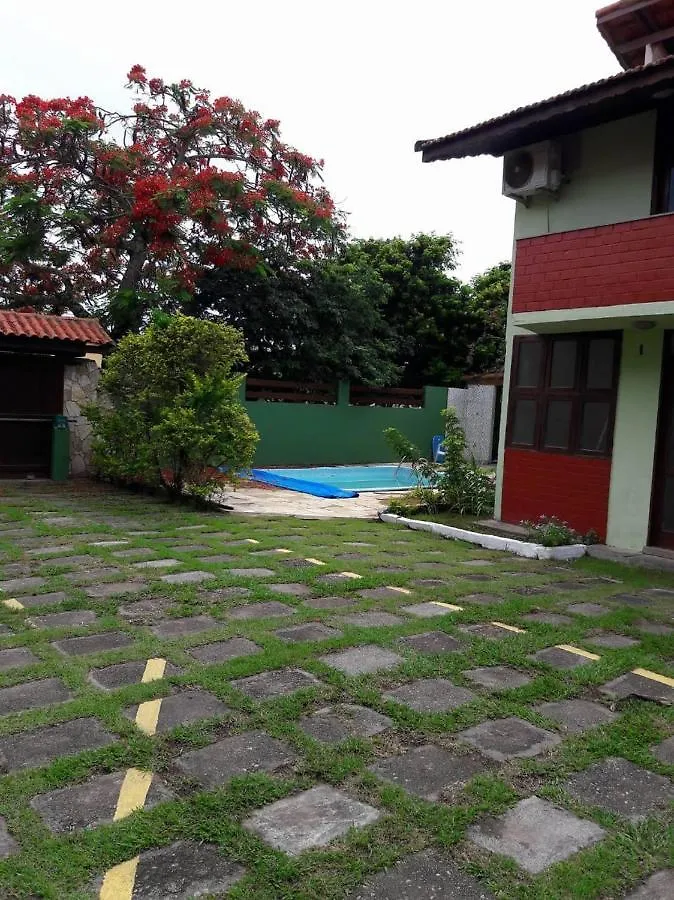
(633, 320), (656, 330)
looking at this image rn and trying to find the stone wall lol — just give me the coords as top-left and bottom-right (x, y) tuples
(446, 384), (498, 465)
(63, 359), (100, 476)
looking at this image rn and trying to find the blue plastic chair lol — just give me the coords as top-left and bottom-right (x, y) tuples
(432, 435), (446, 463)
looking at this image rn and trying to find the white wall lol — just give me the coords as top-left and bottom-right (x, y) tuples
(447, 384), (498, 464)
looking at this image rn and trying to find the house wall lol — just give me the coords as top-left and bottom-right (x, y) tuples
(514, 111), (656, 240)
(606, 327), (664, 551)
(63, 359), (100, 476)
(495, 111), (667, 544)
(513, 215), (674, 315)
(501, 448), (612, 538)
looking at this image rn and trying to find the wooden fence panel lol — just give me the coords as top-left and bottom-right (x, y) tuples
(349, 385), (424, 408)
(245, 379), (338, 405)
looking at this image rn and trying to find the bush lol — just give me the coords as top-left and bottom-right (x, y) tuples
(521, 516), (598, 547)
(384, 408), (495, 517)
(86, 313), (258, 502)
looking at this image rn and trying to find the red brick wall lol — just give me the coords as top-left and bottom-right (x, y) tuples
(513, 215), (674, 313)
(501, 448), (612, 539)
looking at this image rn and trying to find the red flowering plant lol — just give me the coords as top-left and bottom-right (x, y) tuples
(0, 66), (345, 334)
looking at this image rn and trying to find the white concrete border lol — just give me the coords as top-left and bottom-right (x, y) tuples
(378, 513), (587, 561)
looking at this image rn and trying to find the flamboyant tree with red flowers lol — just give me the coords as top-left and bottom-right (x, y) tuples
(0, 66), (344, 334)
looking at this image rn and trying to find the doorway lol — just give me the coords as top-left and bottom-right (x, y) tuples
(0, 354), (64, 477)
(650, 332), (674, 548)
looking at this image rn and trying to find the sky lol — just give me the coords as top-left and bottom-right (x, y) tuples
(1, 0), (620, 279)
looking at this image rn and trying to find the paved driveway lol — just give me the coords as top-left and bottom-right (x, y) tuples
(0, 483), (672, 898)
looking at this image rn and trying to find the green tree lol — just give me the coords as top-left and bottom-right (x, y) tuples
(466, 261), (511, 373)
(87, 314), (257, 500)
(0, 68), (343, 336)
(353, 234), (474, 386)
(192, 246), (400, 385)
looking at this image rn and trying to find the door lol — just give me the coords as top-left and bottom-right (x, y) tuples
(0, 354), (64, 477)
(651, 333), (674, 548)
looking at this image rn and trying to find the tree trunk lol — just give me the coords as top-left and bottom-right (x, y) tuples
(110, 234), (149, 337)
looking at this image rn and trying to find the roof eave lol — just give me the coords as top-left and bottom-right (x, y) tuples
(416, 56), (674, 162)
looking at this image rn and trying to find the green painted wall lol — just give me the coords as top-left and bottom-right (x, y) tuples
(243, 381), (448, 466)
(606, 328), (664, 551)
(514, 111), (657, 240)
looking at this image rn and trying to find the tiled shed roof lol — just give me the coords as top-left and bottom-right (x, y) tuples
(0, 309), (112, 347)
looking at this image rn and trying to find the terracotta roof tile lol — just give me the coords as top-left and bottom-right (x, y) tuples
(0, 309), (112, 347)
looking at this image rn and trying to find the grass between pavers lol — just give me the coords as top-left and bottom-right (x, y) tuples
(0, 483), (672, 897)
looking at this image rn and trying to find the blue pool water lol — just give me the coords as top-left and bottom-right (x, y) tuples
(255, 464), (420, 494)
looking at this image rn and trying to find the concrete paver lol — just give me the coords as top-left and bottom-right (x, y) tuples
(0, 678), (72, 716)
(369, 744), (485, 800)
(353, 850), (495, 899)
(458, 717), (561, 761)
(384, 678), (476, 713)
(244, 784), (380, 855)
(565, 757), (674, 821)
(0, 718), (116, 771)
(468, 796), (605, 874)
(231, 668), (322, 699)
(175, 730), (296, 787)
(31, 770), (174, 832)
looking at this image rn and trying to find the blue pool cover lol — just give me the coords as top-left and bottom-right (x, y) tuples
(250, 465), (420, 498)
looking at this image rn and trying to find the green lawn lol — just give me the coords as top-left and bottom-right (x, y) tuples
(0, 482), (672, 898)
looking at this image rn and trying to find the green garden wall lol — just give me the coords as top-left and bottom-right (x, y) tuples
(243, 381), (447, 466)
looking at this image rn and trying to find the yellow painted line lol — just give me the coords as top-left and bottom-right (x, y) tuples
(134, 698), (162, 736)
(113, 768), (154, 821)
(387, 586), (411, 595)
(305, 558), (326, 566)
(141, 657), (166, 683)
(244, 539), (260, 544)
(555, 644), (601, 661)
(431, 601), (464, 612)
(492, 621), (526, 634)
(632, 667), (674, 687)
(339, 572), (362, 579)
(2, 598), (23, 610)
(100, 856), (138, 900)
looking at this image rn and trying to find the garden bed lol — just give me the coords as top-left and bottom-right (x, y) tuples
(379, 512), (587, 561)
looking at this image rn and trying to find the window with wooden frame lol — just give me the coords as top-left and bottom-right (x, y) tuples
(652, 102), (674, 215)
(506, 333), (621, 457)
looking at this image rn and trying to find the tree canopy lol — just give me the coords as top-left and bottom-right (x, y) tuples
(195, 235), (510, 386)
(0, 69), (509, 386)
(193, 245), (399, 385)
(466, 261), (511, 374)
(0, 67), (344, 335)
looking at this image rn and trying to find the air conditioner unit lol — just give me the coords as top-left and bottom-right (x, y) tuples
(502, 141), (562, 201)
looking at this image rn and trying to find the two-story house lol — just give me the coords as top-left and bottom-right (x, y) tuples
(416, 0), (674, 553)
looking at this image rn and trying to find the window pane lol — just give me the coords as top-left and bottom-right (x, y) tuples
(511, 399), (537, 445)
(550, 340), (577, 388)
(544, 400), (572, 449)
(516, 342), (542, 388)
(586, 338), (616, 390)
(580, 401), (611, 453)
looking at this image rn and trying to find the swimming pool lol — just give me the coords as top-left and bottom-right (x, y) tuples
(251, 464), (421, 497)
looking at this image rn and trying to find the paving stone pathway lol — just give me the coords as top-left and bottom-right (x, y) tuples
(1, 485), (674, 897)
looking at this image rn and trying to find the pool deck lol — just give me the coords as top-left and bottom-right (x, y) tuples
(216, 486), (395, 518)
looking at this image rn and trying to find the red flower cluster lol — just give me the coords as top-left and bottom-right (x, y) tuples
(127, 65), (147, 84)
(0, 64), (343, 315)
